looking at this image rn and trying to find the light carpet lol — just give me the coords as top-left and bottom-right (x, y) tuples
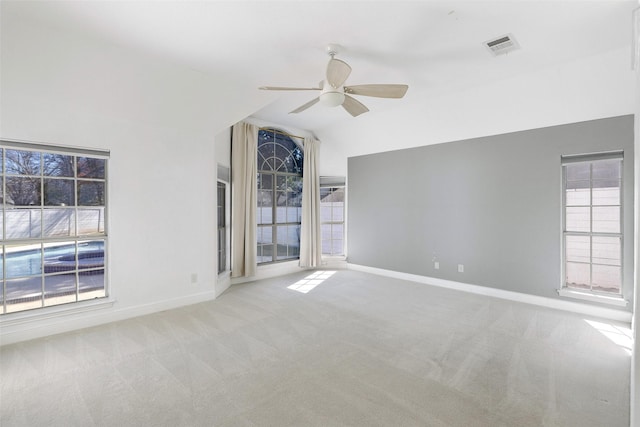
(0, 269), (631, 426)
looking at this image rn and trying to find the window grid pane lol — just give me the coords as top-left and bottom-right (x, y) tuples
(562, 157), (622, 295)
(257, 130), (303, 265)
(217, 181), (226, 274)
(320, 186), (345, 256)
(1, 143), (109, 314)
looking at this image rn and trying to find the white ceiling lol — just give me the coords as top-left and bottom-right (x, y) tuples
(5, 0), (638, 149)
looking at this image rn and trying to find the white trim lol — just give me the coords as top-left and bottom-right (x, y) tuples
(231, 260), (306, 285)
(322, 256), (348, 270)
(0, 137), (110, 157)
(216, 271), (231, 297)
(0, 297), (116, 327)
(557, 288), (628, 307)
(348, 263), (632, 323)
(0, 290), (217, 346)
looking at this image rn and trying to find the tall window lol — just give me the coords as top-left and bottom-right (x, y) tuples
(320, 177), (345, 256)
(562, 152), (622, 295)
(217, 181), (226, 274)
(1, 142), (108, 314)
(217, 164), (230, 274)
(257, 129), (303, 264)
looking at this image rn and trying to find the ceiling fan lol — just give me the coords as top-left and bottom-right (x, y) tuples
(259, 45), (409, 117)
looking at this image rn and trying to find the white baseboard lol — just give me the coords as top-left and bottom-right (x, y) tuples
(0, 289), (217, 346)
(322, 257), (348, 269)
(348, 263), (632, 323)
(230, 260), (307, 285)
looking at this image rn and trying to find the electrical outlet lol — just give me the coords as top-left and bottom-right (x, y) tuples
(458, 264), (464, 273)
(191, 273), (198, 284)
(434, 261), (440, 270)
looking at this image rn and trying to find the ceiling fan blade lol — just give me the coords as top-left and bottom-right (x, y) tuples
(259, 86), (322, 91)
(342, 95), (369, 117)
(290, 97), (320, 114)
(344, 84), (408, 98)
(326, 58), (351, 88)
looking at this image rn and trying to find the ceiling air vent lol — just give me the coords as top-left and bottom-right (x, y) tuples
(484, 33), (520, 56)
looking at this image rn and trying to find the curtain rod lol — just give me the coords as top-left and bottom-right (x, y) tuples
(258, 127), (305, 140)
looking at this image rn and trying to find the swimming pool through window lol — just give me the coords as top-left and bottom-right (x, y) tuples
(1, 141), (109, 314)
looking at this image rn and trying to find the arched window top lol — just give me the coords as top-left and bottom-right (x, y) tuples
(257, 128), (303, 174)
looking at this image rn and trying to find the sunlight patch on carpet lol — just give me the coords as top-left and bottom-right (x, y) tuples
(584, 319), (632, 355)
(287, 270), (336, 294)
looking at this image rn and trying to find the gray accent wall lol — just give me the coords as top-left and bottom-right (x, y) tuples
(348, 115), (634, 309)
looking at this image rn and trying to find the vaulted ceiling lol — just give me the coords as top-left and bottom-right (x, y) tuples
(3, 1), (637, 160)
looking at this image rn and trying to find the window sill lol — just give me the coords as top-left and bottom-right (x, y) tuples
(557, 288), (628, 307)
(0, 297), (116, 327)
(322, 255), (346, 260)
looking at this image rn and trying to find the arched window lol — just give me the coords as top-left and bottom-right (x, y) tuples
(257, 128), (303, 263)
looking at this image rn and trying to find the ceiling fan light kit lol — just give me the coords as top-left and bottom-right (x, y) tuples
(259, 44), (409, 117)
(319, 91), (345, 107)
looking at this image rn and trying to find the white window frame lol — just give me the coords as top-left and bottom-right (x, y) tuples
(217, 163), (230, 275)
(256, 128), (304, 265)
(320, 176), (346, 257)
(559, 151), (626, 306)
(0, 140), (110, 316)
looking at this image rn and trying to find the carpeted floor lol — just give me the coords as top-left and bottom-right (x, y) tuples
(0, 269), (631, 426)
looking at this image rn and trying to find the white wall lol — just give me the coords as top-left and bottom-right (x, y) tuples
(316, 46), (636, 165)
(0, 12), (257, 344)
(215, 128), (232, 170)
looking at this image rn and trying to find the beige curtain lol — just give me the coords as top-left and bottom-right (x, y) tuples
(231, 122), (258, 277)
(299, 137), (322, 267)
